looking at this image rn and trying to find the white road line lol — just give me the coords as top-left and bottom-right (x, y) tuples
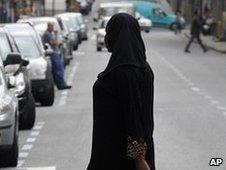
(30, 131), (40, 137)
(150, 48), (226, 117)
(74, 51), (85, 56)
(204, 95), (212, 99)
(18, 167), (56, 170)
(191, 87), (200, 92)
(58, 62), (79, 106)
(26, 138), (36, 143)
(211, 100), (219, 105)
(216, 106), (226, 111)
(22, 144), (33, 151)
(19, 152), (29, 158)
(33, 125), (43, 130)
(17, 160), (25, 167)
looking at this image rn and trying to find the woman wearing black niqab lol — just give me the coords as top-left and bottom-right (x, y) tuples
(87, 13), (155, 170)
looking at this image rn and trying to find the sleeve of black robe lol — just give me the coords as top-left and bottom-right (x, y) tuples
(114, 66), (150, 160)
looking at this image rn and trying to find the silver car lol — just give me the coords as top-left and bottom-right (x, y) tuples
(5, 26), (55, 106)
(94, 17), (110, 51)
(0, 62), (19, 167)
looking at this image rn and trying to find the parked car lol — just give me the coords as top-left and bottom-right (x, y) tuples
(0, 26), (36, 129)
(5, 25), (55, 106)
(94, 2), (135, 22)
(56, 13), (83, 44)
(17, 17), (71, 66)
(0, 56), (19, 167)
(94, 17), (111, 51)
(133, 1), (185, 30)
(61, 12), (88, 40)
(135, 11), (152, 33)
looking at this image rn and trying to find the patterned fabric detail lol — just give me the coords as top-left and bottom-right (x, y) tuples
(127, 136), (147, 160)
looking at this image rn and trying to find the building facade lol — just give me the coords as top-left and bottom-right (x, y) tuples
(168, 0), (226, 22)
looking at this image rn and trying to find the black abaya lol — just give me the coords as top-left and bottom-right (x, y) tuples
(87, 13), (155, 170)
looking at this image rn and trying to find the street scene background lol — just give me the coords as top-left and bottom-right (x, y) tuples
(1, 0), (226, 170)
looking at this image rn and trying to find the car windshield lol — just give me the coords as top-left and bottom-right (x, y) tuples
(62, 17), (74, 29)
(0, 33), (12, 61)
(100, 6), (135, 17)
(14, 36), (41, 59)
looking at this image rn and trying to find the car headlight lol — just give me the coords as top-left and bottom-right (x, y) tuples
(15, 73), (26, 96)
(29, 62), (47, 80)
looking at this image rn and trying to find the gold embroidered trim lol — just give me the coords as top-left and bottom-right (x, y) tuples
(127, 136), (147, 159)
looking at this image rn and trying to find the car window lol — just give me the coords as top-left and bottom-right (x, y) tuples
(0, 33), (12, 61)
(14, 36), (41, 59)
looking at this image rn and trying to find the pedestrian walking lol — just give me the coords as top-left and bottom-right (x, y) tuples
(185, 11), (208, 53)
(42, 22), (72, 90)
(87, 13), (155, 170)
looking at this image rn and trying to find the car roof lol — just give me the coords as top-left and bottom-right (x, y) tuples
(100, 2), (134, 8)
(133, 1), (162, 8)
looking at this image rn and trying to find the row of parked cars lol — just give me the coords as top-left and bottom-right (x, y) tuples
(0, 12), (88, 167)
(93, 1), (186, 51)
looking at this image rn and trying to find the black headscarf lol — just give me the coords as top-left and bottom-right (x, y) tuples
(98, 13), (147, 78)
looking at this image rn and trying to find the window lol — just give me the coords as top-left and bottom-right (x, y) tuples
(0, 33), (12, 60)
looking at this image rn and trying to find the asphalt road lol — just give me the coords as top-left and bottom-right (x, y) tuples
(2, 2), (226, 170)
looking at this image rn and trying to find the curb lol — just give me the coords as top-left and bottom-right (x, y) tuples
(183, 32), (226, 54)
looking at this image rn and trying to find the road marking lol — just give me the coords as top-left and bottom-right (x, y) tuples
(30, 131), (40, 136)
(74, 51), (85, 56)
(211, 100), (219, 105)
(18, 167), (56, 170)
(33, 125), (43, 130)
(204, 95), (212, 99)
(58, 62), (79, 106)
(22, 144), (33, 151)
(19, 152), (29, 158)
(191, 87), (200, 92)
(150, 48), (226, 117)
(26, 138), (36, 143)
(216, 106), (226, 110)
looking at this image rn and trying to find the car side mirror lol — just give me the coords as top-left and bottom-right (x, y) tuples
(4, 53), (23, 67)
(8, 76), (16, 89)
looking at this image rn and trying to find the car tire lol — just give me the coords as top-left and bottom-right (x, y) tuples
(40, 74), (55, 106)
(0, 120), (18, 167)
(19, 92), (36, 130)
(145, 30), (150, 33)
(97, 47), (102, 51)
(170, 23), (177, 31)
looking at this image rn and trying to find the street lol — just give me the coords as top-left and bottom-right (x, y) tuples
(2, 10), (226, 170)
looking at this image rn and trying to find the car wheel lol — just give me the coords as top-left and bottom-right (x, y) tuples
(0, 120), (18, 167)
(145, 30), (150, 33)
(40, 75), (55, 106)
(73, 43), (78, 50)
(97, 47), (102, 51)
(19, 92), (36, 130)
(170, 23), (177, 31)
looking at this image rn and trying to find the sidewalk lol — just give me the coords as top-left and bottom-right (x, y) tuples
(182, 29), (226, 53)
